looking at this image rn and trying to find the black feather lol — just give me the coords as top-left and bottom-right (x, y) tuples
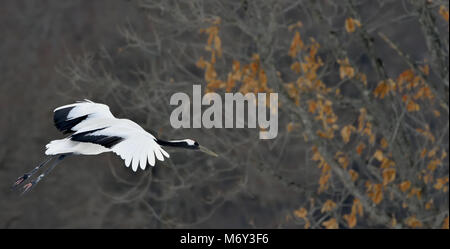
(156, 139), (198, 149)
(53, 106), (88, 134)
(71, 128), (124, 149)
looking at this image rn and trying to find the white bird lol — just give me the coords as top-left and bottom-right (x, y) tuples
(12, 99), (217, 194)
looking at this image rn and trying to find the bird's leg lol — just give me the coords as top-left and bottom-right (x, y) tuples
(12, 156), (54, 189)
(21, 154), (68, 195)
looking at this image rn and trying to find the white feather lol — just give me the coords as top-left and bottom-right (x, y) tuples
(139, 146), (147, 170)
(148, 149), (155, 166)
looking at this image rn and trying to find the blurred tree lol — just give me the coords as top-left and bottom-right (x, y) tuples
(58, 0), (448, 228)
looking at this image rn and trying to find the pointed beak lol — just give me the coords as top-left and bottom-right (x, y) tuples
(199, 145), (218, 157)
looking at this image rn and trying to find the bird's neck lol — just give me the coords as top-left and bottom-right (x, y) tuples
(156, 139), (187, 148)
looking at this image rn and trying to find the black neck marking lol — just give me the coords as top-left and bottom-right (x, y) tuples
(156, 139), (192, 149)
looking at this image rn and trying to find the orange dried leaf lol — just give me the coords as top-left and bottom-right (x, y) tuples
(405, 216), (422, 228)
(356, 142), (366, 155)
(312, 147), (321, 161)
(416, 128), (435, 143)
(304, 219), (311, 229)
(318, 173), (331, 193)
(374, 80), (393, 99)
(427, 158), (441, 172)
(321, 200), (337, 213)
(349, 169), (359, 182)
(408, 187), (422, 200)
(293, 207), (308, 219)
(414, 86), (433, 100)
(214, 36), (222, 57)
(345, 18), (361, 33)
(391, 216), (397, 228)
(358, 73), (368, 86)
(308, 100), (317, 113)
(380, 157), (395, 169)
(380, 138), (389, 149)
(367, 183), (383, 204)
(288, 31), (304, 58)
(338, 58), (355, 79)
(288, 21), (303, 31)
(357, 108), (367, 132)
(399, 180), (411, 192)
(232, 60), (240, 72)
(352, 198), (364, 217)
(196, 57), (207, 69)
(343, 214), (357, 228)
(440, 5), (449, 22)
(406, 99), (420, 112)
(402, 202), (408, 209)
(420, 148), (427, 159)
(374, 150), (384, 161)
(322, 218), (338, 229)
(317, 130), (333, 139)
(443, 217), (449, 229)
(337, 155), (349, 169)
(382, 168), (396, 186)
(284, 83), (300, 106)
(433, 110), (441, 117)
(341, 125), (355, 144)
(425, 199), (433, 210)
(424, 173), (433, 184)
(428, 147), (438, 158)
(291, 62), (301, 73)
(434, 177), (448, 190)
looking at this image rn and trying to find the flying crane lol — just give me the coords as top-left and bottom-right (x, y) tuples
(12, 100), (217, 194)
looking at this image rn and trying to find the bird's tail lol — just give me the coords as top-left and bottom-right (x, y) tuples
(45, 139), (73, 155)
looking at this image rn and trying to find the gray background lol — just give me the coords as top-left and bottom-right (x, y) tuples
(0, 0), (448, 228)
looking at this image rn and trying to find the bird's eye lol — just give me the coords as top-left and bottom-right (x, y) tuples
(194, 141), (199, 146)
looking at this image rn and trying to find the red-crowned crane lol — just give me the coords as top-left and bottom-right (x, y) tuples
(12, 100), (217, 194)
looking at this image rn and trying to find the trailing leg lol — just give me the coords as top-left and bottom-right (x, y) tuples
(20, 154), (70, 195)
(12, 156), (54, 189)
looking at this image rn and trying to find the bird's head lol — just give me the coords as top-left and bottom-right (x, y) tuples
(179, 139), (218, 157)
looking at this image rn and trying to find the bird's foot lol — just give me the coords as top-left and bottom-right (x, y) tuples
(21, 183), (34, 195)
(20, 175), (43, 195)
(11, 173), (31, 189)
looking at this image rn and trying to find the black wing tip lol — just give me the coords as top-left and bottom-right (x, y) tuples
(53, 106), (74, 123)
(53, 106), (88, 134)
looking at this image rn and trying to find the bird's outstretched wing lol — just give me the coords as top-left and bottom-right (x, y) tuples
(70, 125), (170, 171)
(53, 100), (115, 134)
(111, 130), (170, 171)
